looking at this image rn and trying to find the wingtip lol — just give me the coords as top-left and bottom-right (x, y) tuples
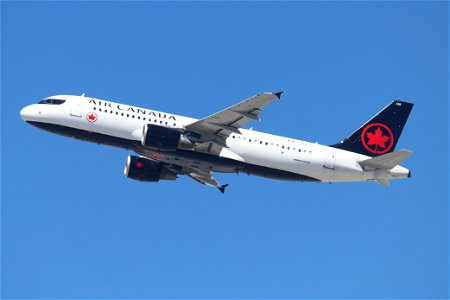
(273, 91), (284, 99)
(219, 184), (229, 194)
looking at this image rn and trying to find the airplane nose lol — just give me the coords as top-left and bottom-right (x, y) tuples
(20, 106), (31, 121)
(20, 105), (36, 121)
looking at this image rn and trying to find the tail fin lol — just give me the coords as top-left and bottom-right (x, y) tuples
(331, 100), (413, 157)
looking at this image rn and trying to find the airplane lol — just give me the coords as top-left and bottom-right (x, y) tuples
(20, 92), (414, 193)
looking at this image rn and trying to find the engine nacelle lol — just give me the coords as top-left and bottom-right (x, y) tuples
(141, 124), (193, 150)
(124, 156), (177, 182)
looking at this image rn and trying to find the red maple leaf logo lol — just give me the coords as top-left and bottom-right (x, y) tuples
(361, 123), (394, 154)
(366, 127), (389, 149)
(86, 112), (97, 123)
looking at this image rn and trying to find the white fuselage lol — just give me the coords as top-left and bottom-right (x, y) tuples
(20, 95), (410, 184)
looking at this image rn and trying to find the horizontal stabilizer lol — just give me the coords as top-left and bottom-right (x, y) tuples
(359, 150), (413, 170)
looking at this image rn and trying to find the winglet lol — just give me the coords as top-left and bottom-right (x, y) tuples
(218, 184), (229, 194)
(273, 91), (284, 99)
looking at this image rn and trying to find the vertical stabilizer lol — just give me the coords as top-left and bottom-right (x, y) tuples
(331, 101), (413, 157)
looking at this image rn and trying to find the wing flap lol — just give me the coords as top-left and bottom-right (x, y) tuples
(376, 179), (391, 186)
(186, 169), (228, 194)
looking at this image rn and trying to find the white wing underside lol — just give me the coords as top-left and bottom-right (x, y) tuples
(185, 168), (228, 193)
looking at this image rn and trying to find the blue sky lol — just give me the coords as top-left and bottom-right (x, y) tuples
(1, 1), (448, 299)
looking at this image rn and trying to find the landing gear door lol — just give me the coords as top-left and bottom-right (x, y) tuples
(70, 104), (82, 117)
(324, 154), (336, 170)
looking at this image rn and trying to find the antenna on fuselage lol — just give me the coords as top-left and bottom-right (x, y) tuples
(81, 93), (85, 97)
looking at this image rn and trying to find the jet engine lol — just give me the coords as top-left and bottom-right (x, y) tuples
(141, 124), (194, 150)
(124, 156), (177, 182)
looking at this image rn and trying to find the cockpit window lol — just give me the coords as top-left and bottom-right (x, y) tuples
(38, 99), (66, 105)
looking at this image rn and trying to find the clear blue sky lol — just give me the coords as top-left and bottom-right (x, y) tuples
(2, 2), (448, 298)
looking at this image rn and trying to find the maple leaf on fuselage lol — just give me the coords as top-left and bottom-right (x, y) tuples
(366, 127), (389, 148)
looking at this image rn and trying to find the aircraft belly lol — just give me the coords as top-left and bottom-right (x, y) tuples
(139, 148), (241, 173)
(27, 121), (316, 181)
(139, 148), (319, 182)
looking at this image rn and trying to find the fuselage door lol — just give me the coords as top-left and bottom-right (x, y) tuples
(70, 104), (82, 117)
(324, 154), (336, 170)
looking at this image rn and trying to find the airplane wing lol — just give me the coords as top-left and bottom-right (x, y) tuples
(136, 151), (229, 193)
(185, 91), (283, 151)
(185, 168), (228, 193)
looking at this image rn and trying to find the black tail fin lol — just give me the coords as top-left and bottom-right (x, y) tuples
(331, 100), (414, 157)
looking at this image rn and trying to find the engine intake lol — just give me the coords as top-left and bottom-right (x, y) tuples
(142, 124), (193, 150)
(124, 156), (177, 182)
